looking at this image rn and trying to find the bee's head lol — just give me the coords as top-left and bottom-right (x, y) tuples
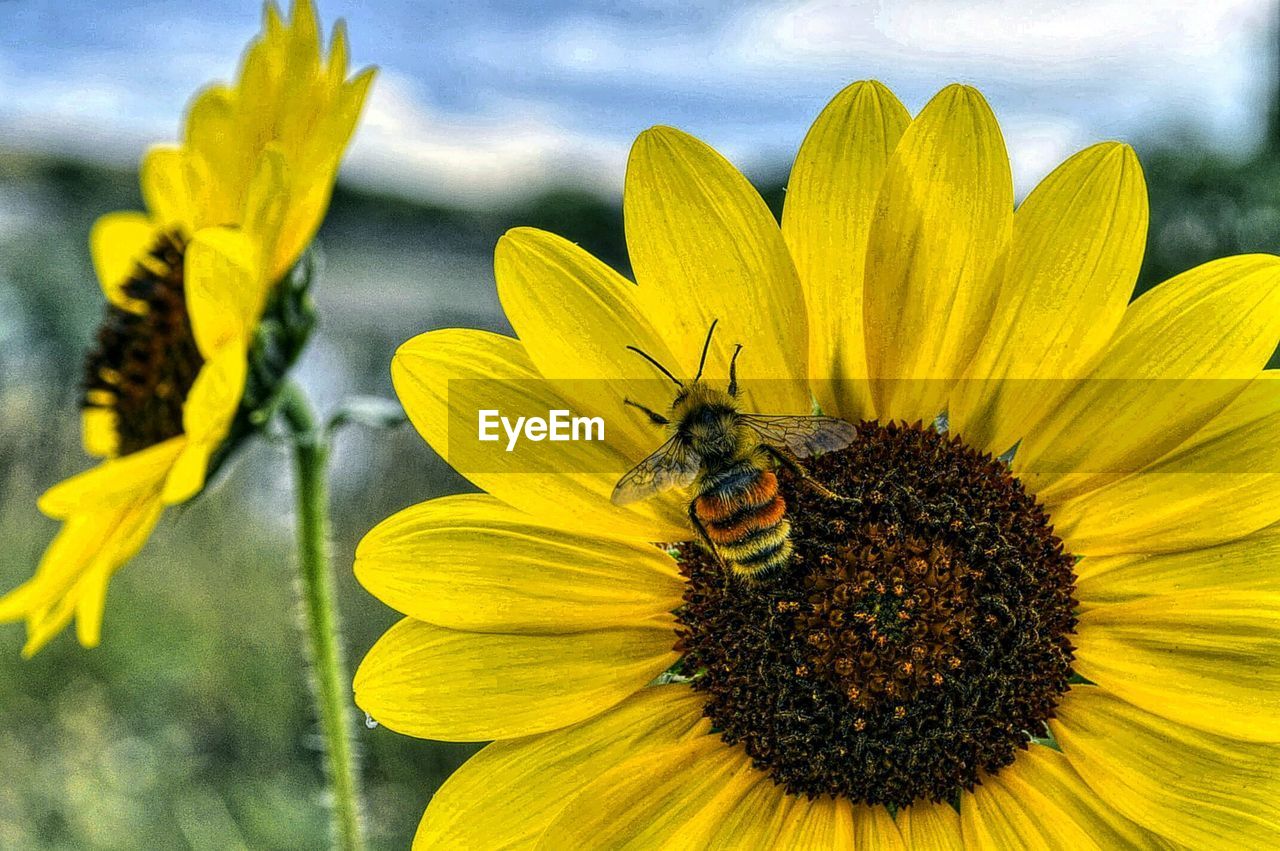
(625, 319), (738, 426)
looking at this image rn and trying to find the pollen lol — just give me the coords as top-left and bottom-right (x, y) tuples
(673, 421), (1077, 807)
(82, 232), (204, 455)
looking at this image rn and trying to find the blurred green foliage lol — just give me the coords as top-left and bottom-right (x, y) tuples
(1140, 143), (1280, 295)
(2, 122), (1279, 847)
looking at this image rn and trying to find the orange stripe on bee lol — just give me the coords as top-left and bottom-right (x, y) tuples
(695, 470), (778, 522)
(700, 494), (787, 544)
(738, 470), (778, 507)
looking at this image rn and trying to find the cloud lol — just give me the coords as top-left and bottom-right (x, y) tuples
(0, 0), (1273, 208)
(736, 0), (1271, 73)
(721, 0), (1273, 191)
(344, 71), (632, 206)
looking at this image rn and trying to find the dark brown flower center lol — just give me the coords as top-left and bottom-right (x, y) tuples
(673, 421), (1077, 807)
(82, 232), (204, 455)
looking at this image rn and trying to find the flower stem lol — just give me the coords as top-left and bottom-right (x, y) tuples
(279, 380), (365, 851)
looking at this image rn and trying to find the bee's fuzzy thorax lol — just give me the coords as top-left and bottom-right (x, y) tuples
(666, 382), (751, 465)
(669, 381), (734, 417)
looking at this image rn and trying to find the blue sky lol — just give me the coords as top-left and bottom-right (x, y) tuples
(1, 0), (1275, 206)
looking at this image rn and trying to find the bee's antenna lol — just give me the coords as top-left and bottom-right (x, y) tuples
(626, 345), (683, 387)
(624, 398), (670, 425)
(727, 343), (743, 397)
(694, 318), (719, 382)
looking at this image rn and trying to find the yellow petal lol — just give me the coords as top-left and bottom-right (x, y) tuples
(267, 67), (374, 274)
(73, 565), (112, 649)
(963, 772), (1094, 849)
(0, 517), (97, 624)
(494, 226), (685, 456)
(896, 799), (962, 850)
(962, 746), (1166, 850)
(702, 775), (806, 850)
(81, 407), (119, 458)
(89, 211), (156, 310)
(161, 441), (217, 508)
(862, 84), (1013, 424)
(1078, 522), (1280, 604)
(781, 80), (910, 422)
(163, 346), (248, 505)
(852, 805), (905, 851)
(182, 85), (240, 227)
(140, 146), (194, 231)
(182, 84), (236, 164)
(1015, 254), (1280, 503)
(184, 227), (264, 359)
(37, 437), (185, 519)
(773, 797), (861, 851)
(3, 487), (165, 655)
(242, 146), (291, 280)
(179, 150), (216, 232)
(270, 58), (374, 272)
(951, 142), (1148, 455)
(172, 0), (367, 271)
(356, 493), (684, 632)
(1051, 373), (1280, 556)
(354, 616), (679, 741)
(239, 7), (286, 117)
(252, 2), (283, 50)
(227, 0), (372, 278)
(1053, 687), (1280, 850)
(284, 0), (322, 87)
(392, 328), (686, 540)
(1073, 591), (1280, 742)
(327, 18), (350, 82)
(540, 734), (761, 849)
(414, 685), (709, 849)
(624, 126), (811, 416)
(181, 343), (248, 448)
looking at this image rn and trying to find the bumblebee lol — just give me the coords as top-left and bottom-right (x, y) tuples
(611, 321), (856, 579)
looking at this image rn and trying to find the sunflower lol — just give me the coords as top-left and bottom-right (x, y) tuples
(0, 0), (373, 656)
(354, 81), (1280, 848)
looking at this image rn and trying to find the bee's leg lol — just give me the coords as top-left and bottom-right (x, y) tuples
(727, 344), (744, 397)
(687, 502), (729, 569)
(758, 444), (853, 503)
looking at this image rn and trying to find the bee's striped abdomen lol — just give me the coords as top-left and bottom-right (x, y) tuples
(694, 466), (793, 579)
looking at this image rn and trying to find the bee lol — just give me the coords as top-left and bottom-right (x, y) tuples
(611, 320), (857, 580)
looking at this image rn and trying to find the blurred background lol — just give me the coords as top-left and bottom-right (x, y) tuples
(2, 0), (1279, 847)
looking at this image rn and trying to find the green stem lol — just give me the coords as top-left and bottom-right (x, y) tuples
(279, 380), (365, 851)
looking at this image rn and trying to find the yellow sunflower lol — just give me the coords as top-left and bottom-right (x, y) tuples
(354, 81), (1280, 848)
(0, 0), (373, 656)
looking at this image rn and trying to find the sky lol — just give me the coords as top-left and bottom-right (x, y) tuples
(0, 0), (1276, 207)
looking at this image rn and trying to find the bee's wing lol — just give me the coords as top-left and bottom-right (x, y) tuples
(740, 414), (857, 459)
(611, 437), (702, 506)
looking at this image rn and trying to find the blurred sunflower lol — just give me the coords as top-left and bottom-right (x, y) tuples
(0, 0), (373, 655)
(355, 82), (1280, 848)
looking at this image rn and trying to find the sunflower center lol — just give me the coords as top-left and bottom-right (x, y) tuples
(673, 421), (1077, 807)
(82, 232), (204, 455)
